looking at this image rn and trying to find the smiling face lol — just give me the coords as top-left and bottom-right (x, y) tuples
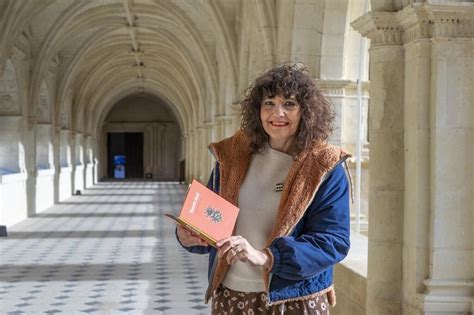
(260, 94), (301, 154)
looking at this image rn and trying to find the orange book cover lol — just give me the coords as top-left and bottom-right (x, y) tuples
(165, 179), (239, 247)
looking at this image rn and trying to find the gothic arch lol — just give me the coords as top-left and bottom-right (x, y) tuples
(0, 59), (19, 115)
(27, 1), (227, 131)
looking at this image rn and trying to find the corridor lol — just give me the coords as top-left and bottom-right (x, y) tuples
(0, 182), (210, 314)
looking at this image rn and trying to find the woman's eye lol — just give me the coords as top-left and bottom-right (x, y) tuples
(285, 102), (297, 108)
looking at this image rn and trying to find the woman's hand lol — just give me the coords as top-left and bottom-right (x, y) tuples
(176, 225), (208, 247)
(216, 236), (271, 269)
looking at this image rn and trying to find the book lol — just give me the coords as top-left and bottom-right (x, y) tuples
(165, 179), (240, 247)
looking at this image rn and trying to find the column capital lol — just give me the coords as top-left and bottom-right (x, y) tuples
(352, 4), (474, 46)
(399, 3), (474, 42)
(351, 11), (402, 46)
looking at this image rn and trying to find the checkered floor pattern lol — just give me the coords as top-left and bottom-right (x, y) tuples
(0, 181), (210, 314)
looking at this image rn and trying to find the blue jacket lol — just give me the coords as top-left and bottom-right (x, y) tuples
(176, 131), (351, 305)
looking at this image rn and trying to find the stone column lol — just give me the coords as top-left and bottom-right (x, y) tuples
(73, 132), (84, 192)
(230, 103), (241, 135)
(35, 123), (55, 213)
(25, 116), (37, 217)
(196, 127), (206, 183)
(419, 8), (473, 313)
(214, 116), (225, 142)
(353, 4), (474, 314)
(402, 36), (432, 315)
(187, 130), (196, 182)
(84, 135), (94, 188)
(352, 11), (405, 315)
(143, 123), (153, 177)
(204, 122), (214, 176)
(157, 124), (167, 179)
(58, 129), (72, 201)
(91, 136), (99, 184)
(184, 132), (191, 183)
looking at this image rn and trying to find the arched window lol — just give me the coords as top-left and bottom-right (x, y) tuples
(0, 59), (22, 174)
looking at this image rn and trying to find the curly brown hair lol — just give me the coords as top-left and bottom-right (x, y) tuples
(241, 64), (335, 155)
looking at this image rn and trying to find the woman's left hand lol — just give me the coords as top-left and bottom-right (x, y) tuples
(216, 236), (271, 269)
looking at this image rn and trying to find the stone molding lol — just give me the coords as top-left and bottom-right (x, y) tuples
(423, 278), (474, 313)
(317, 80), (370, 98)
(230, 102), (241, 114)
(352, 3), (474, 46)
(214, 114), (235, 124)
(12, 32), (30, 61)
(0, 60), (20, 116)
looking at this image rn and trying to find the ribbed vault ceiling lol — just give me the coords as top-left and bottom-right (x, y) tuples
(0, 0), (241, 135)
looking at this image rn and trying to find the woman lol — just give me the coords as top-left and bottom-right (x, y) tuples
(177, 64), (351, 314)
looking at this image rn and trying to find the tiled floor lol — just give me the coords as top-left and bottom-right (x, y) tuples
(0, 182), (211, 314)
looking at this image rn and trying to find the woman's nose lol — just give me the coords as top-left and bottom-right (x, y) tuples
(275, 104), (285, 116)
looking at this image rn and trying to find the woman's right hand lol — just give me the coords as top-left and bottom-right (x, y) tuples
(176, 225), (209, 247)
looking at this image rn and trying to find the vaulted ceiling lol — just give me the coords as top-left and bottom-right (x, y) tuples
(0, 0), (245, 135)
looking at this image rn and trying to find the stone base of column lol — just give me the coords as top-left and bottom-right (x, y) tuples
(419, 280), (474, 314)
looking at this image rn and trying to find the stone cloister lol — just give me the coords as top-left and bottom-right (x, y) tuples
(0, 0), (472, 314)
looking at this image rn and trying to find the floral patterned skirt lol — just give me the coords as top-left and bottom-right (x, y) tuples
(211, 285), (329, 315)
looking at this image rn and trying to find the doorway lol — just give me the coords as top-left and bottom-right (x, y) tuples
(107, 132), (144, 178)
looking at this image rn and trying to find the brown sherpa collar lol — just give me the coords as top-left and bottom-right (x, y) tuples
(206, 130), (350, 302)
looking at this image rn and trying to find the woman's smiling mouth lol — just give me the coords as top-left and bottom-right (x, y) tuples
(270, 121), (289, 127)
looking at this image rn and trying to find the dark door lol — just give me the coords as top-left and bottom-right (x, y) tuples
(107, 132), (144, 178)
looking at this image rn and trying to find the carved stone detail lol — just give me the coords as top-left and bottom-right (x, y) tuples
(0, 60), (19, 115)
(352, 4), (474, 46)
(351, 12), (402, 46)
(0, 94), (15, 112)
(37, 82), (50, 123)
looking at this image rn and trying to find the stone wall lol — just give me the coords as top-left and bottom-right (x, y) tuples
(353, 2), (474, 314)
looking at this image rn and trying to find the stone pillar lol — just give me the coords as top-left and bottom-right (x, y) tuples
(58, 129), (72, 201)
(187, 130), (197, 182)
(155, 124), (166, 179)
(91, 137), (99, 184)
(144, 123), (153, 177)
(35, 123), (55, 213)
(184, 132), (192, 183)
(196, 127), (205, 183)
(84, 135), (94, 188)
(214, 116), (225, 142)
(421, 16), (473, 315)
(352, 11), (405, 315)
(25, 116), (37, 217)
(353, 4), (474, 314)
(204, 122), (213, 175)
(230, 103), (241, 135)
(52, 125), (60, 204)
(73, 132), (84, 192)
(402, 35), (432, 315)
